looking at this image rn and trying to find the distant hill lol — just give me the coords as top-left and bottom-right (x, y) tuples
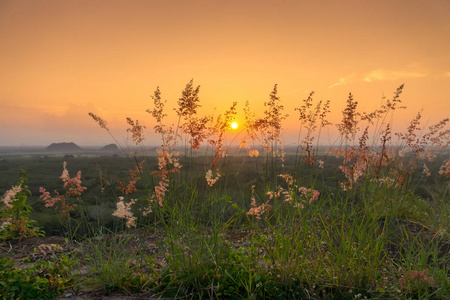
(45, 142), (83, 152)
(100, 144), (119, 151)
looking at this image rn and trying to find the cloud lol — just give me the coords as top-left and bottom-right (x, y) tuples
(328, 74), (355, 89)
(363, 69), (427, 82)
(328, 78), (347, 89)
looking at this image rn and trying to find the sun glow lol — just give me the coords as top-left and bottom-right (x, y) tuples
(231, 122), (239, 130)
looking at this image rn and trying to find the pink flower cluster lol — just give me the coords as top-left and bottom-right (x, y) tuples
(278, 173), (320, 204)
(247, 203), (271, 219)
(371, 176), (397, 188)
(0, 219), (12, 232)
(40, 188), (76, 218)
(1, 185), (22, 209)
(248, 149), (260, 157)
(247, 185), (271, 219)
(152, 179), (168, 209)
(248, 174), (320, 218)
(329, 128), (391, 190)
(60, 162), (87, 196)
(40, 162), (85, 217)
(331, 114), (450, 190)
(112, 197), (137, 228)
(422, 163), (431, 177)
(150, 146), (181, 210)
(126, 118), (146, 145)
(267, 187), (283, 201)
(298, 187), (320, 204)
(117, 160), (144, 195)
(439, 158), (450, 178)
(205, 169), (221, 187)
(1, 181), (43, 239)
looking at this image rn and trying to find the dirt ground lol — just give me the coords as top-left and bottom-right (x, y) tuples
(1, 227), (256, 299)
(1, 229), (165, 299)
(2, 223), (448, 299)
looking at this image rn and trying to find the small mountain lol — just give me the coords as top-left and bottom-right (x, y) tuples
(45, 142), (83, 152)
(100, 143), (119, 152)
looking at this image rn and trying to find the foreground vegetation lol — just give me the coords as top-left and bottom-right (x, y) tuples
(1, 82), (450, 299)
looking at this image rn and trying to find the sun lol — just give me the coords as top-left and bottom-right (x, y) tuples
(231, 121), (239, 130)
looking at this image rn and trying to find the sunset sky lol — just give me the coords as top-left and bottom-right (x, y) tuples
(1, 0), (450, 147)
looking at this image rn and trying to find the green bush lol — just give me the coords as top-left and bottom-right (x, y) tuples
(0, 255), (75, 300)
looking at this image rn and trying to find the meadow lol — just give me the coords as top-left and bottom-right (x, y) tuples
(1, 82), (450, 299)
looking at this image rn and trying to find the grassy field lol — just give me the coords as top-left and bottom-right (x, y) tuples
(1, 83), (450, 299)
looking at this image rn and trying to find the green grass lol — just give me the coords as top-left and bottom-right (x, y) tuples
(1, 152), (448, 299)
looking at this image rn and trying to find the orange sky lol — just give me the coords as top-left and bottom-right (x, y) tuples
(1, 0), (449, 147)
